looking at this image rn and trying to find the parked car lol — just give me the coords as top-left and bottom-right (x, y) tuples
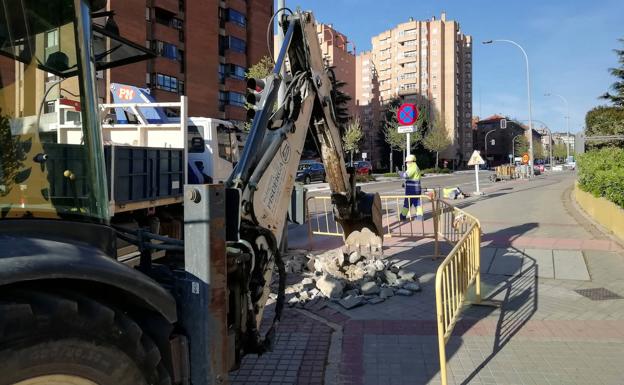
(348, 161), (373, 175)
(296, 161), (326, 184)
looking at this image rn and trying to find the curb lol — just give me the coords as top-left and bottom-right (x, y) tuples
(566, 184), (624, 252)
(294, 308), (343, 385)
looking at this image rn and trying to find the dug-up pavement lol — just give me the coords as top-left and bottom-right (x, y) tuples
(231, 174), (624, 385)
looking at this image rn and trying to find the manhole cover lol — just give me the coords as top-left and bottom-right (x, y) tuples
(575, 288), (623, 301)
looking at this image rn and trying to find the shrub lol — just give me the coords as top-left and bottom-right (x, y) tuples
(577, 147), (624, 208)
(382, 172), (399, 177)
(421, 167), (451, 174)
(355, 174), (376, 183)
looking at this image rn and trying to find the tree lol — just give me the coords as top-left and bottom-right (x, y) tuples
(585, 105), (624, 138)
(422, 114), (451, 169)
(343, 117), (363, 163)
(514, 136), (529, 157)
(246, 55), (274, 79)
(533, 139), (545, 160)
(600, 37), (624, 107)
(384, 125), (404, 172)
(553, 143), (568, 160)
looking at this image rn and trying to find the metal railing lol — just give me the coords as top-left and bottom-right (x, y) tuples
(305, 194), (482, 385)
(306, 194), (438, 241)
(434, 200), (481, 385)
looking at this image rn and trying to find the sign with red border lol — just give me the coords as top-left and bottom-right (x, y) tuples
(397, 103), (418, 125)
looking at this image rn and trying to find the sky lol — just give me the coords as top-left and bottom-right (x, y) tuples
(275, 0), (624, 134)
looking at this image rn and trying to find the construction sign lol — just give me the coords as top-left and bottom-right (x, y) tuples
(522, 153), (529, 165)
(467, 150), (485, 166)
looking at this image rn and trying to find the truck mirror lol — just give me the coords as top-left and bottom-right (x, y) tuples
(191, 137), (204, 151)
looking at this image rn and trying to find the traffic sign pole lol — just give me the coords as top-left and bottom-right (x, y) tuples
(397, 103), (418, 160)
(406, 132), (411, 157)
(475, 164), (480, 194)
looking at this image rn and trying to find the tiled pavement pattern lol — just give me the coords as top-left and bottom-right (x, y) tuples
(238, 175), (624, 384)
(230, 309), (332, 385)
(363, 335), (624, 385)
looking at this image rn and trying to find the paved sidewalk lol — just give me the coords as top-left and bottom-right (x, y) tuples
(233, 174), (624, 384)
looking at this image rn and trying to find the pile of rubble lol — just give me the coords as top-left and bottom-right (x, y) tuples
(280, 247), (421, 310)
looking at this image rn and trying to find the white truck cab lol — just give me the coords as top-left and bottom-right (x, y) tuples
(187, 117), (241, 184)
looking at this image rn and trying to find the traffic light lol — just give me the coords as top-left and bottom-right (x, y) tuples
(246, 75), (271, 122)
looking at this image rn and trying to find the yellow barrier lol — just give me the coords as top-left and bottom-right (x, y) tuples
(306, 194), (438, 243)
(305, 194), (482, 385)
(434, 201), (481, 385)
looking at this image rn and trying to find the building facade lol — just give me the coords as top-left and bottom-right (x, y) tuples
(106, 0), (273, 125)
(316, 23), (357, 118)
(355, 51), (382, 166)
(474, 115), (543, 166)
(357, 12), (473, 165)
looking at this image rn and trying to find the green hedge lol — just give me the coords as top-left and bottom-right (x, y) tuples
(355, 174), (376, 183)
(382, 172), (399, 177)
(577, 147), (624, 208)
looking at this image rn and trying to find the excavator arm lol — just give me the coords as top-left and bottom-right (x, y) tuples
(224, 10), (383, 364)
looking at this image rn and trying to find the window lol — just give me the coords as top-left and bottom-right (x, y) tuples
(227, 8), (246, 27)
(218, 64), (226, 82)
(152, 40), (179, 60)
(154, 7), (183, 30)
(228, 36), (246, 53)
(218, 91), (246, 108)
(229, 64), (246, 79)
(229, 92), (245, 107)
(153, 73), (180, 93)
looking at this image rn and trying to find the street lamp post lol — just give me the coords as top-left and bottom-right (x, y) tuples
(512, 134), (522, 164)
(544, 92), (570, 159)
(483, 39), (534, 177)
(485, 129), (496, 158)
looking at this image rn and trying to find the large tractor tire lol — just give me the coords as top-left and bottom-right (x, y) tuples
(0, 289), (170, 385)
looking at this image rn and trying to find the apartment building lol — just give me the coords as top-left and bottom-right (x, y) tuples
(358, 12), (473, 164)
(106, 0), (273, 125)
(355, 51), (382, 165)
(315, 23), (357, 118)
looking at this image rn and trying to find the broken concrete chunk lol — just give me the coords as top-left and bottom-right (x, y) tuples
(348, 251), (361, 264)
(368, 297), (385, 305)
(403, 282), (421, 292)
(339, 295), (365, 310)
(383, 270), (399, 285)
(361, 281), (381, 295)
(301, 277), (316, 290)
(345, 289), (360, 297)
(316, 275), (345, 299)
(390, 264), (400, 274)
(374, 260), (385, 271)
(398, 269), (417, 281)
(379, 287), (395, 299)
(396, 288), (413, 296)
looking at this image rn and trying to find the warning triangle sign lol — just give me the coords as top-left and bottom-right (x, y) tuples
(467, 150), (485, 166)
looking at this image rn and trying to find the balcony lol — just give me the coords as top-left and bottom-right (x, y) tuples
(224, 104), (246, 121)
(224, 77), (245, 94)
(398, 33), (417, 43)
(152, 23), (180, 44)
(224, 49), (245, 67)
(224, 23), (246, 41)
(153, 57), (181, 77)
(398, 55), (417, 65)
(153, 0), (179, 15)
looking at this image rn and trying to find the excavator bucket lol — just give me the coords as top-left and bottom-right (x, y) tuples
(335, 190), (384, 257)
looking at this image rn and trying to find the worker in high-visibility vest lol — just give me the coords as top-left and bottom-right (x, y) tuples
(400, 154), (423, 220)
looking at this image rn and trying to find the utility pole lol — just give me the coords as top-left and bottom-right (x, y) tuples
(483, 39), (534, 177)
